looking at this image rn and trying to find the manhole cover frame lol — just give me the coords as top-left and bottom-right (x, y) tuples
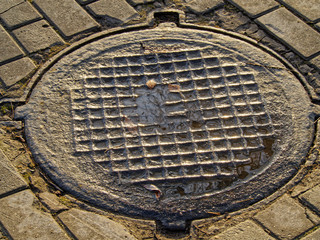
(15, 10), (320, 229)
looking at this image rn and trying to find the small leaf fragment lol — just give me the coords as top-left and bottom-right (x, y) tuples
(146, 80), (157, 89)
(155, 191), (161, 200)
(143, 184), (162, 200)
(168, 84), (180, 92)
(208, 212), (221, 216)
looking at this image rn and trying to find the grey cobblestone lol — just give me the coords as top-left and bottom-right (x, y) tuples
(310, 55), (320, 70)
(209, 9), (250, 31)
(0, 25), (24, 64)
(301, 228), (320, 240)
(260, 36), (288, 53)
(0, 149), (27, 197)
(185, 0), (224, 14)
(38, 192), (69, 213)
(58, 208), (136, 240)
(33, 0), (99, 38)
(254, 194), (316, 239)
(298, 64), (313, 74)
(0, 0), (23, 13)
(0, 190), (69, 239)
(227, 0), (279, 18)
(249, 29), (267, 41)
(0, 1), (41, 29)
(0, 57), (36, 87)
(284, 51), (303, 67)
(300, 184), (320, 214)
(256, 7), (320, 59)
(210, 220), (275, 240)
(279, 0), (320, 23)
(87, 0), (139, 24)
(29, 175), (49, 193)
(245, 23), (259, 35)
(12, 20), (64, 53)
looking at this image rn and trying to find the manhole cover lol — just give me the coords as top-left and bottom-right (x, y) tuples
(16, 22), (316, 228)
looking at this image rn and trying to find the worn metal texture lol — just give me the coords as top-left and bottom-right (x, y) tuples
(15, 23), (315, 228)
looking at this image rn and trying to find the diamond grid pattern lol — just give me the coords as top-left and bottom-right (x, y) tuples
(70, 49), (274, 183)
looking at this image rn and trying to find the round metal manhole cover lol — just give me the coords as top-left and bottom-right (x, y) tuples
(16, 23), (316, 228)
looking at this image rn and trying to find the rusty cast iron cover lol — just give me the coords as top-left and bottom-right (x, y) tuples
(16, 23), (315, 228)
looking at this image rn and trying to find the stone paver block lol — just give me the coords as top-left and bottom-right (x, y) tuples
(185, 0), (224, 14)
(210, 220), (275, 240)
(300, 184), (320, 214)
(310, 55), (320, 70)
(279, 0), (320, 22)
(0, 25), (23, 64)
(0, 57), (36, 87)
(33, 0), (99, 38)
(250, 29), (267, 41)
(0, 149), (27, 197)
(228, 0), (279, 18)
(254, 194), (314, 239)
(0, 2), (42, 29)
(301, 228), (320, 240)
(127, 0), (155, 6)
(87, 0), (139, 23)
(256, 8), (320, 59)
(12, 20), (64, 53)
(316, 22), (320, 32)
(0, 0), (23, 13)
(38, 192), (68, 213)
(291, 164), (320, 197)
(0, 190), (69, 239)
(58, 208), (136, 240)
(215, 10), (250, 31)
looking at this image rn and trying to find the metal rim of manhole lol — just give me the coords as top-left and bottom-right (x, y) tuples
(15, 10), (319, 230)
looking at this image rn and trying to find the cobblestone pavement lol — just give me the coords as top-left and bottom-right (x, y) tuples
(0, 0), (319, 239)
